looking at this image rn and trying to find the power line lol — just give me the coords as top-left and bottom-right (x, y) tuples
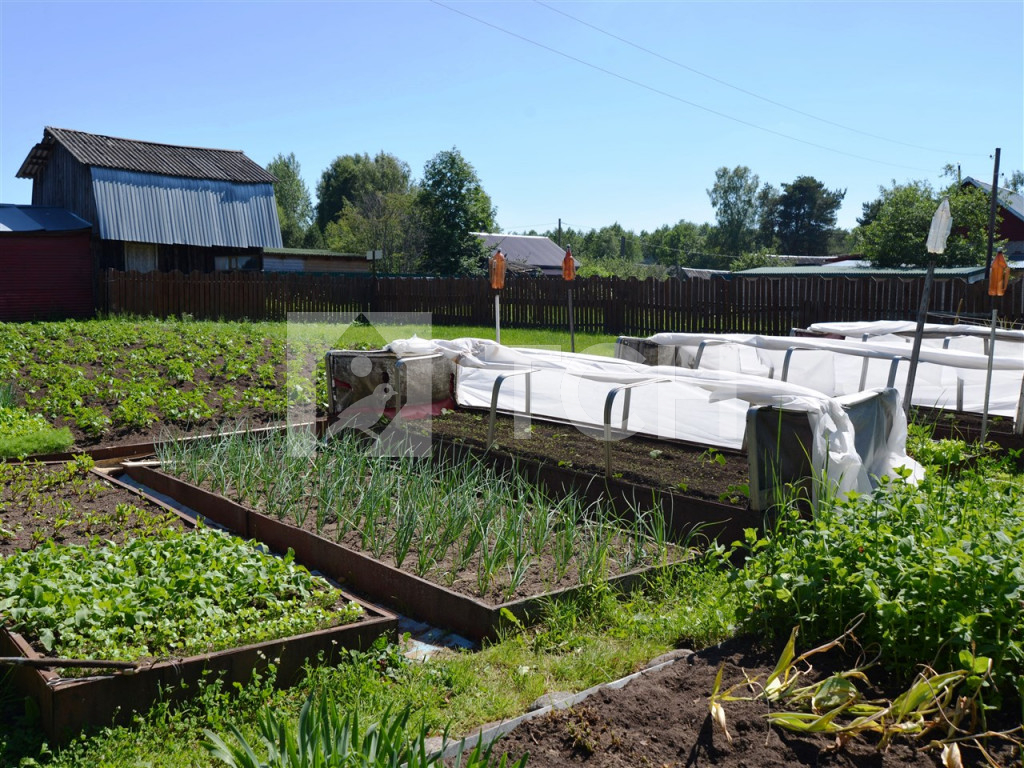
(429, 0), (937, 173)
(535, 0), (982, 159)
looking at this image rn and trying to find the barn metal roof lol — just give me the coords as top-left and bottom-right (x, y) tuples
(17, 127), (277, 184)
(736, 265), (986, 282)
(962, 177), (1024, 224)
(0, 204), (92, 233)
(91, 168), (282, 248)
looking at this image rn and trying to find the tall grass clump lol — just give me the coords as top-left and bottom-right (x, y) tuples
(157, 429), (678, 600)
(734, 442), (1024, 704)
(0, 382), (73, 458)
(204, 694), (526, 768)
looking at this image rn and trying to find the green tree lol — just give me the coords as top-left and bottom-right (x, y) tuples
(729, 250), (784, 272)
(418, 148), (497, 275)
(861, 180), (1001, 267)
(771, 176), (845, 255)
(266, 153), (314, 248)
(315, 152), (412, 233)
(642, 220), (711, 266)
(707, 166), (761, 256)
(755, 184), (779, 250)
(326, 189), (425, 272)
(577, 224), (642, 262)
(1005, 170), (1024, 195)
(315, 153), (373, 234)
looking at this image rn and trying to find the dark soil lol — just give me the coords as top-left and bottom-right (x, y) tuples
(0, 462), (186, 554)
(422, 409), (751, 504)
(54, 409), (283, 452)
(484, 636), (1022, 768)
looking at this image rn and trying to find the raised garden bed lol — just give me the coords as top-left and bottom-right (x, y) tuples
(0, 459), (396, 742)
(914, 405), (1024, 464)
(426, 408), (750, 502)
(127, 427), (719, 640)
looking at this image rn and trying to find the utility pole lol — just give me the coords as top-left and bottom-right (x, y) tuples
(557, 218), (562, 249)
(984, 148), (1001, 284)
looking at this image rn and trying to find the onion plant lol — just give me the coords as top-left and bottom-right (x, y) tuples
(158, 429), (680, 600)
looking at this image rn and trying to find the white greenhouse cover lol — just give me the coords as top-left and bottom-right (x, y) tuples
(387, 337), (921, 500)
(642, 329), (1024, 418)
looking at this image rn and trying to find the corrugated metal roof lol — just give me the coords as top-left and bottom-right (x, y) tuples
(0, 204), (92, 233)
(737, 265), (985, 280)
(474, 232), (575, 271)
(17, 127), (277, 184)
(91, 168), (283, 248)
(962, 177), (1024, 224)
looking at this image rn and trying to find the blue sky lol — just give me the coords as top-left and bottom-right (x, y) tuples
(1, 1), (1021, 233)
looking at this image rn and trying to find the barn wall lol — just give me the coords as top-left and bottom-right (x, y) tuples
(0, 231), (94, 321)
(30, 145), (97, 228)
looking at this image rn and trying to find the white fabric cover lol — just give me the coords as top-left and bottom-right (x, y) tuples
(387, 337), (922, 501)
(643, 330), (1024, 418)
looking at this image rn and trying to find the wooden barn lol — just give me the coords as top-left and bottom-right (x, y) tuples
(16, 127), (282, 273)
(0, 204), (93, 321)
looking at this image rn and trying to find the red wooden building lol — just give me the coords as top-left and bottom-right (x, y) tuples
(0, 204), (93, 321)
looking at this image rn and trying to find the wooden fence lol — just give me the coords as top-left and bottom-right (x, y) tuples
(101, 269), (1024, 336)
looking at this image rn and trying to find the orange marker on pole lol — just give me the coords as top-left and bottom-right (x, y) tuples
(490, 250), (506, 343)
(982, 250), (1010, 441)
(989, 249), (1009, 297)
(563, 247), (576, 352)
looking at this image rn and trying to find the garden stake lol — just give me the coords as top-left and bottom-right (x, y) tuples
(905, 197), (952, 418)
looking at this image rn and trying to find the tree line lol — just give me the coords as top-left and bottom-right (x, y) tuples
(269, 149), (1022, 277)
(268, 147), (495, 276)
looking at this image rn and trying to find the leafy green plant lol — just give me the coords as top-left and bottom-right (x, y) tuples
(0, 527), (362, 662)
(734, 448), (1024, 694)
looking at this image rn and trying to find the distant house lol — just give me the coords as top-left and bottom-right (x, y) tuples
(474, 233), (576, 276)
(0, 204), (93, 321)
(961, 177), (1024, 258)
(16, 127), (282, 274)
(735, 264), (988, 284)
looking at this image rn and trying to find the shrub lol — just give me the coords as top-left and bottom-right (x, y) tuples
(734, 454), (1024, 698)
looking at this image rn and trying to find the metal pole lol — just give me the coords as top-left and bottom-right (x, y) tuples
(981, 307), (998, 443)
(568, 287), (575, 353)
(903, 261), (935, 418)
(494, 293), (501, 344)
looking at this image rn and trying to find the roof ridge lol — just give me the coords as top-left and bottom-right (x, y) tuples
(45, 126), (246, 155)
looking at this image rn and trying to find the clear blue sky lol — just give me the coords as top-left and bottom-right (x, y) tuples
(1, 1), (1021, 234)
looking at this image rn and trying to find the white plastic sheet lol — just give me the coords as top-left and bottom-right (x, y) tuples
(642, 330), (1024, 418)
(386, 337), (922, 501)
